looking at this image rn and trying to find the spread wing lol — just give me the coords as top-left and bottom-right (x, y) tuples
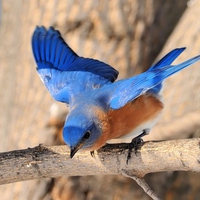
(32, 26), (118, 104)
(109, 48), (200, 109)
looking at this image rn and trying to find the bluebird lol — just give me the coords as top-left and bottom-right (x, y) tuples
(32, 26), (200, 160)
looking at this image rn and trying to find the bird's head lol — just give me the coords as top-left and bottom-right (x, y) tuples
(63, 106), (107, 158)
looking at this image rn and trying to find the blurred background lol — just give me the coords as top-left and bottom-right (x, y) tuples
(0, 0), (200, 199)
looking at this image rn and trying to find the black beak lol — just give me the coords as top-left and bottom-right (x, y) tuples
(70, 143), (83, 158)
(70, 147), (79, 158)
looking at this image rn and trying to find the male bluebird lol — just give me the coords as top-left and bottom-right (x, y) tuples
(32, 26), (200, 160)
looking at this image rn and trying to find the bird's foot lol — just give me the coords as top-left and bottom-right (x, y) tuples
(126, 137), (144, 164)
(90, 151), (95, 158)
(126, 129), (148, 164)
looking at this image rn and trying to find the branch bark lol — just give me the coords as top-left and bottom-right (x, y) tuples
(0, 138), (199, 185)
(122, 171), (161, 200)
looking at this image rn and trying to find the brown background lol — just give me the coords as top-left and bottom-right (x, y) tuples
(0, 0), (200, 199)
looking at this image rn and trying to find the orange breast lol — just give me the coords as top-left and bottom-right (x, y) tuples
(107, 94), (163, 139)
(92, 94), (163, 150)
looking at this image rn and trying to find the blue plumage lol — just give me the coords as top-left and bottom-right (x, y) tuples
(109, 53), (200, 109)
(32, 26), (200, 157)
(32, 26), (118, 79)
(32, 27), (200, 109)
(149, 47), (185, 70)
(32, 26), (119, 104)
(146, 47), (186, 94)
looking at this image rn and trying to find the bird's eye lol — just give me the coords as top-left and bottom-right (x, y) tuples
(83, 131), (91, 139)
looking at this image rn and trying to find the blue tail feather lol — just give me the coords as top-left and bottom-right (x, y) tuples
(148, 47), (186, 93)
(161, 55), (200, 78)
(149, 47), (186, 70)
(110, 53), (200, 110)
(149, 55), (200, 94)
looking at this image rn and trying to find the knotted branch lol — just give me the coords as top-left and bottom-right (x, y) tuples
(0, 138), (199, 185)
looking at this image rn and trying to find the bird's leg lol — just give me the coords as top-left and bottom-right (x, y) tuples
(90, 151), (95, 158)
(126, 129), (149, 164)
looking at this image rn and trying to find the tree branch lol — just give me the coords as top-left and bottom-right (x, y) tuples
(122, 170), (161, 200)
(0, 138), (199, 185)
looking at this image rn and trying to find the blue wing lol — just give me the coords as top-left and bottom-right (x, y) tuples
(32, 26), (118, 103)
(110, 50), (200, 109)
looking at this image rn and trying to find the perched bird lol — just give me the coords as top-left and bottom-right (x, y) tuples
(32, 26), (200, 160)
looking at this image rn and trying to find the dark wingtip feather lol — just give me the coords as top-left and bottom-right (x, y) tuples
(32, 26), (119, 82)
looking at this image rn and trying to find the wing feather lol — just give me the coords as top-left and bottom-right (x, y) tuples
(32, 26), (118, 103)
